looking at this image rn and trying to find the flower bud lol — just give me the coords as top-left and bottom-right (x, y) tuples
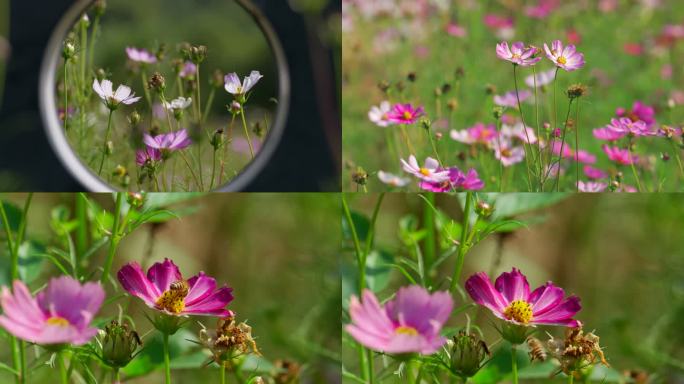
(211, 69), (225, 88)
(449, 331), (490, 378)
(128, 110), (141, 126)
(96, 68), (107, 82)
(442, 83), (452, 94)
(62, 41), (76, 60)
(228, 101), (241, 115)
(148, 72), (166, 93)
(127, 192), (145, 208)
(105, 141), (114, 156)
(102, 320), (142, 368)
(185, 45), (207, 64)
(485, 84), (497, 95)
(420, 118), (432, 131)
(79, 14), (90, 29)
(447, 98), (458, 111)
(475, 201), (494, 218)
(377, 80), (390, 94)
(93, 0), (107, 17)
(434, 87), (443, 97)
(210, 129), (225, 149)
(155, 43), (167, 61)
(492, 106), (504, 120)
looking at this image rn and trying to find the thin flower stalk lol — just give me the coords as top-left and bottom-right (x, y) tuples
(450, 192), (472, 293)
(552, 99), (575, 191)
(239, 104), (255, 159)
(512, 65), (535, 190)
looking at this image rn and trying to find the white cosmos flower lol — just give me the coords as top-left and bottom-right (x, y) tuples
(224, 71), (263, 96)
(162, 97), (193, 111)
(368, 101), (392, 127)
(377, 171), (410, 187)
(93, 79), (141, 110)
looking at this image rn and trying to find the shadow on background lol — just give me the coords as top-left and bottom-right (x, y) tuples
(0, 0), (341, 191)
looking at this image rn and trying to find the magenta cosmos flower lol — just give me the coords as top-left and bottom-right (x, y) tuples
(136, 147), (162, 166)
(387, 103), (425, 125)
(543, 40), (585, 71)
(495, 42), (541, 66)
(400, 155), (450, 183)
(584, 165), (608, 180)
(125, 47), (157, 64)
(346, 286), (453, 355)
(419, 168), (484, 192)
(616, 101), (655, 127)
(602, 145), (636, 165)
(144, 129), (192, 151)
(466, 268), (581, 327)
(0, 277), (104, 345)
(118, 258), (233, 317)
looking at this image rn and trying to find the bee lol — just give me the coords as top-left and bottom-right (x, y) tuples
(169, 280), (189, 296)
(527, 336), (547, 362)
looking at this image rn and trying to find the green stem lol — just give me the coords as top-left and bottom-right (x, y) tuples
(400, 125), (416, 154)
(178, 150), (203, 191)
(495, 118), (504, 192)
(64, 60), (69, 131)
(575, 100), (580, 192)
(97, 109), (114, 176)
(75, 193), (87, 258)
(512, 65), (534, 191)
(568, 373), (574, 384)
(220, 363), (225, 384)
(423, 192), (436, 282)
(88, 15), (100, 73)
(19, 341), (25, 384)
(195, 64), (204, 186)
(427, 128), (443, 165)
(113, 368), (120, 384)
(100, 193), (124, 284)
(366, 349), (374, 384)
(629, 149), (643, 192)
(239, 105), (255, 159)
(58, 351), (68, 384)
(511, 345), (518, 384)
(210, 147), (218, 190)
(532, 66), (543, 190)
(162, 333), (171, 384)
(141, 69), (153, 110)
(202, 87), (215, 123)
(450, 192), (472, 292)
(80, 18), (87, 97)
(553, 99), (574, 191)
(671, 140), (684, 181)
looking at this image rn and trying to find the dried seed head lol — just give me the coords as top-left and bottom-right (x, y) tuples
(377, 80), (391, 94)
(351, 167), (368, 186)
(148, 72), (166, 92)
(546, 327), (609, 377)
(447, 98), (459, 111)
(273, 360), (301, 384)
(407, 71), (417, 82)
(200, 315), (260, 367)
(442, 83), (452, 94)
(566, 84), (588, 99)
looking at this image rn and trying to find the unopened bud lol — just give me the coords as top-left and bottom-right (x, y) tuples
(102, 320), (142, 368)
(128, 110), (141, 126)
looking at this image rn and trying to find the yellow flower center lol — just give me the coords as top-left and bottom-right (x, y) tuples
(503, 300), (533, 324)
(557, 56), (567, 65)
(395, 326), (418, 336)
(419, 168), (431, 176)
(46, 316), (70, 327)
(155, 280), (189, 314)
(403, 111), (413, 120)
(511, 53), (521, 59)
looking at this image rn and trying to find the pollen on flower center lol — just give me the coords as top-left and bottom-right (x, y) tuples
(403, 111), (413, 120)
(155, 280), (189, 314)
(395, 326), (418, 336)
(419, 168), (431, 176)
(557, 56), (567, 65)
(503, 300), (533, 324)
(46, 316), (70, 327)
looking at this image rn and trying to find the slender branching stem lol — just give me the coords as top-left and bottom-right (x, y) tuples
(553, 99), (574, 191)
(239, 105), (255, 159)
(450, 192), (472, 292)
(98, 109), (114, 176)
(512, 64), (534, 191)
(100, 193), (124, 284)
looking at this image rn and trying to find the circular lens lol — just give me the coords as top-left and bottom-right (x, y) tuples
(40, 0), (289, 191)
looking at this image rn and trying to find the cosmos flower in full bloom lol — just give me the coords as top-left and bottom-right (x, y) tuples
(162, 97), (193, 111)
(495, 42), (541, 66)
(93, 79), (141, 110)
(616, 101), (655, 127)
(419, 168), (484, 192)
(387, 103), (425, 125)
(584, 165), (608, 180)
(492, 139), (525, 167)
(224, 71), (263, 97)
(136, 147), (162, 167)
(368, 101), (393, 127)
(377, 171), (410, 187)
(125, 47), (157, 64)
(465, 268), (582, 327)
(345, 286), (453, 355)
(400, 155), (450, 183)
(0, 277), (104, 345)
(501, 122), (538, 144)
(543, 40), (585, 71)
(143, 129), (192, 152)
(602, 145), (636, 165)
(577, 181), (608, 192)
(450, 123), (498, 145)
(117, 258), (233, 317)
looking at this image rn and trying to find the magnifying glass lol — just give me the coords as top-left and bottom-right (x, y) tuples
(39, 0), (289, 191)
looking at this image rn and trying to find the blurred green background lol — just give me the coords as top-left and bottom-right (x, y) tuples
(342, 0), (684, 191)
(342, 193), (684, 383)
(0, 193), (340, 383)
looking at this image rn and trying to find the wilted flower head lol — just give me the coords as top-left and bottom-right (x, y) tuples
(400, 155), (450, 183)
(0, 277), (104, 345)
(126, 47), (157, 64)
(117, 258), (233, 317)
(101, 320), (142, 368)
(199, 315), (260, 366)
(368, 101), (393, 127)
(345, 286), (453, 355)
(224, 71), (263, 97)
(543, 40), (585, 71)
(465, 268), (582, 337)
(377, 171), (410, 187)
(495, 42), (541, 66)
(143, 129), (192, 151)
(387, 103), (425, 124)
(93, 79), (141, 110)
(546, 327), (609, 378)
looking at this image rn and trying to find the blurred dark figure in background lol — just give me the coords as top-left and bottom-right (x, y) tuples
(0, 0), (340, 191)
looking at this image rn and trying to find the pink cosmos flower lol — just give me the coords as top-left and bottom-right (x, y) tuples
(126, 47), (157, 64)
(616, 101), (655, 128)
(0, 277), (104, 345)
(550, 140), (573, 158)
(605, 117), (652, 137)
(593, 126), (625, 141)
(400, 155), (450, 183)
(493, 139), (525, 167)
(577, 181), (607, 192)
(584, 165), (608, 180)
(419, 168), (484, 192)
(496, 42), (541, 66)
(144, 129), (192, 151)
(494, 90), (532, 108)
(501, 122), (538, 144)
(525, 68), (556, 88)
(136, 147), (162, 166)
(179, 62), (197, 79)
(450, 123), (497, 145)
(573, 150), (596, 164)
(465, 268), (581, 327)
(378, 171), (410, 188)
(368, 101), (393, 127)
(118, 258), (233, 317)
(345, 286), (453, 355)
(484, 15), (515, 39)
(525, 0), (559, 19)
(543, 40), (585, 71)
(387, 104), (425, 125)
(446, 22), (467, 38)
(602, 145), (636, 165)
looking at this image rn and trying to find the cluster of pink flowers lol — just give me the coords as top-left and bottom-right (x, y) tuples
(496, 39), (585, 71)
(369, 102), (425, 127)
(398, 155), (484, 192)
